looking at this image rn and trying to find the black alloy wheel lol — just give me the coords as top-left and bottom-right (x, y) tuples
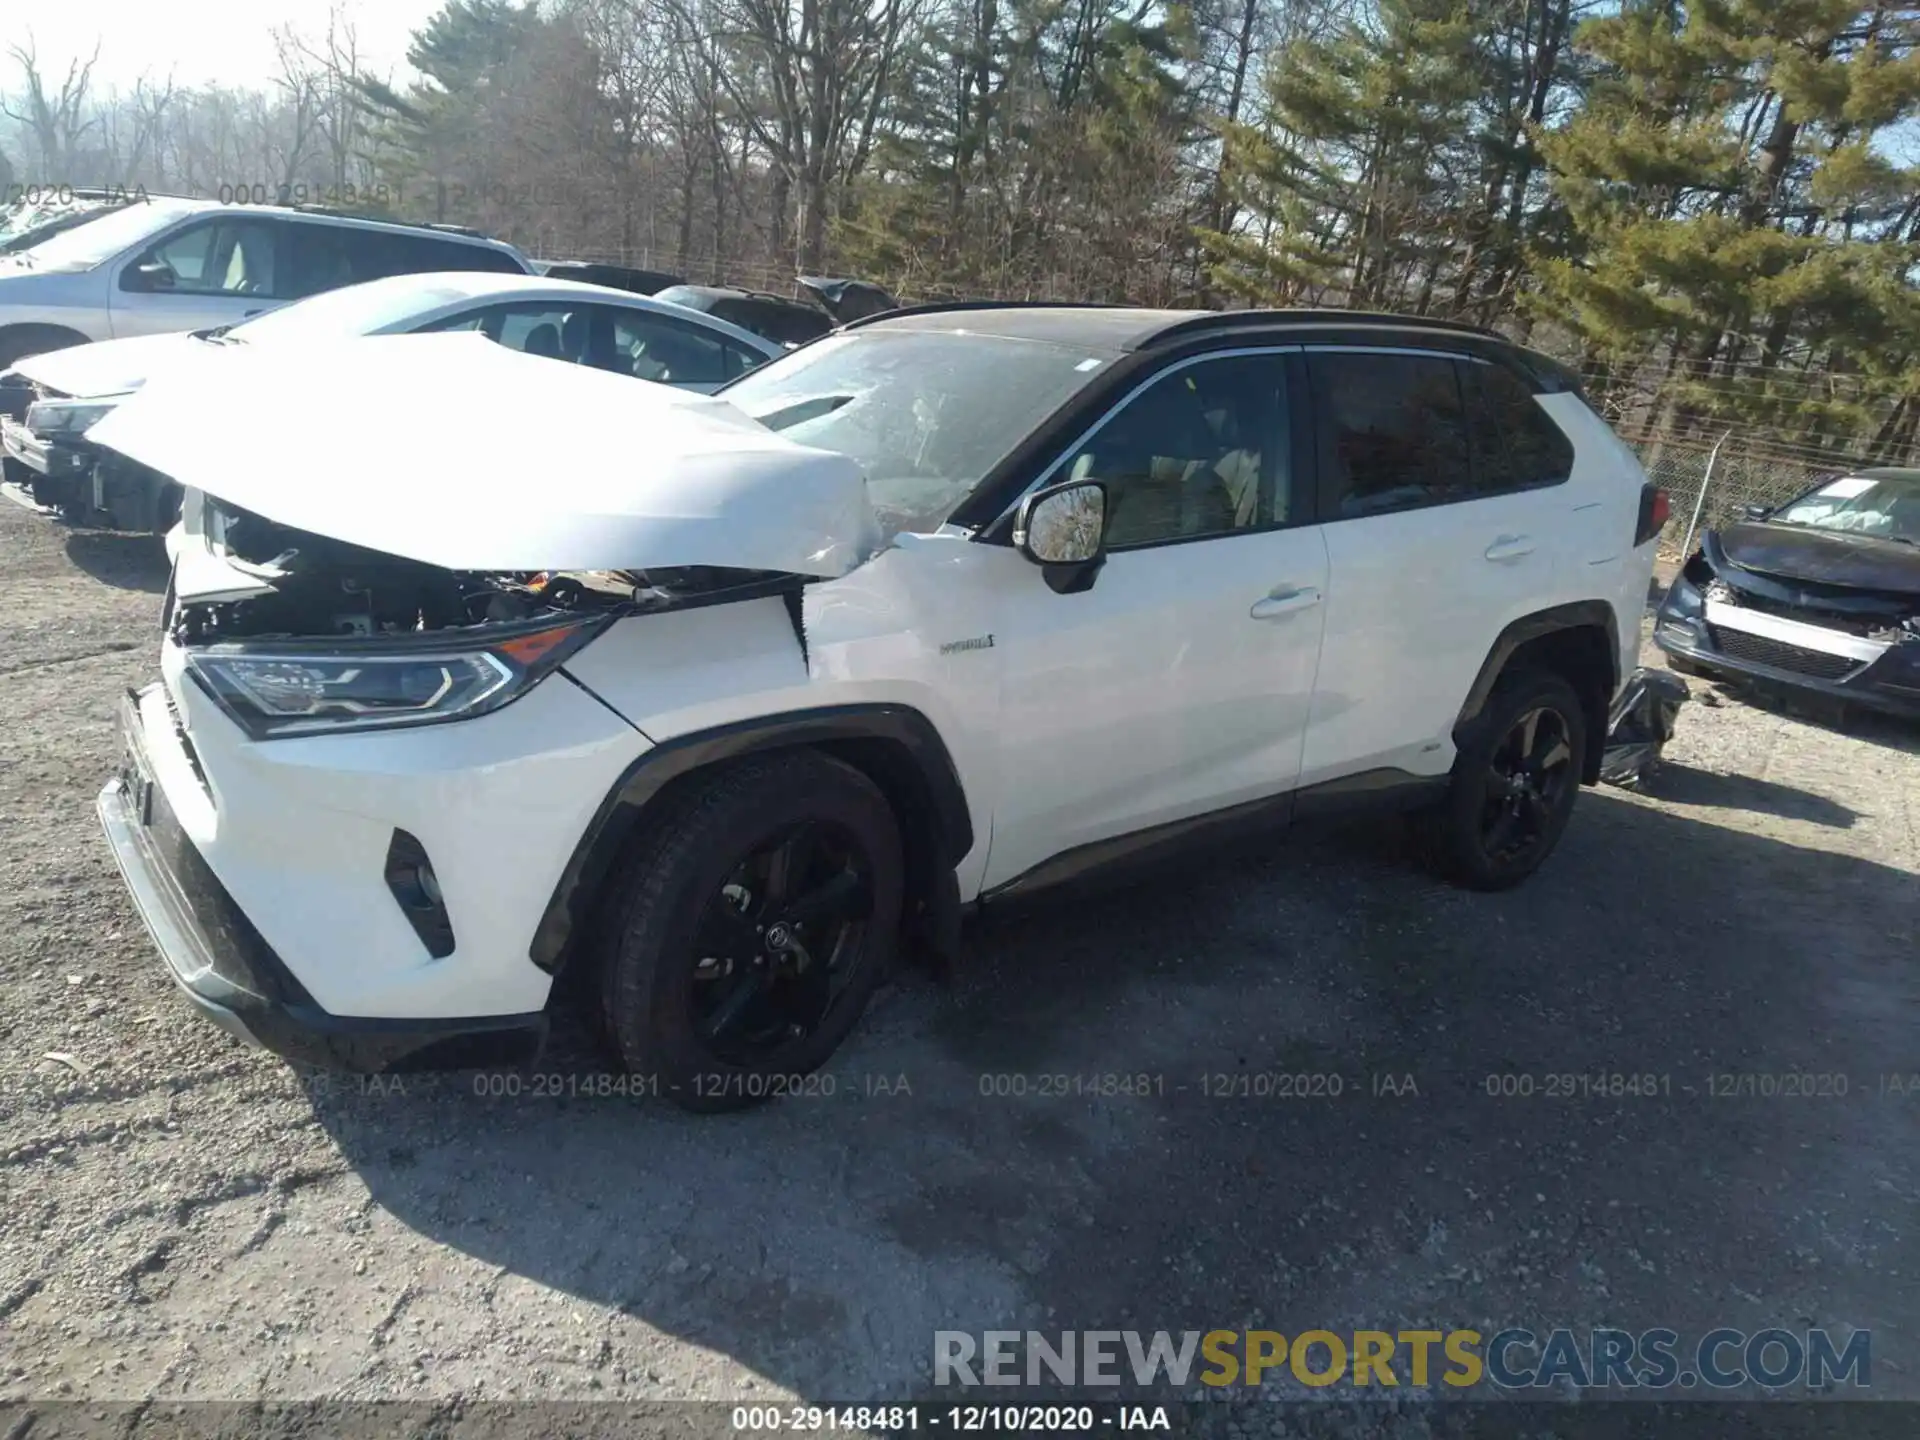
(1421, 668), (1587, 891)
(1478, 705), (1576, 867)
(689, 821), (876, 1066)
(594, 750), (904, 1110)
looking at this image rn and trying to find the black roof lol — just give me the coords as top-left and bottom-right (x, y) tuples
(851, 302), (1507, 351)
(663, 283), (820, 310)
(848, 302), (1580, 392)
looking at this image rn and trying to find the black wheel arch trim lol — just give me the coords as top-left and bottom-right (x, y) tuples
(529, 703), (974, 974)
(1452, 601), (1620, 783)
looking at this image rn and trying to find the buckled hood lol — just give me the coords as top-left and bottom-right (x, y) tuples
(85, 331), (882, 577)
(14, 330), (208, 399)
(1716, 519), (1920, 597)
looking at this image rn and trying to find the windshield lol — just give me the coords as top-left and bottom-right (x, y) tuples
(0, 198), (102, 247)
(1772, 473), (1920, 544)
(20, 199), (206, 270)
(228, 278), (480, 343)
(722, 329), (1114, 537)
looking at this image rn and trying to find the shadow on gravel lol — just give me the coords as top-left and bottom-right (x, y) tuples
(1696, 678), (1920, 757)
(309, 791), (1920, 1402)
(1641, 762), (1859, 829)
(63, 530), (169, 594)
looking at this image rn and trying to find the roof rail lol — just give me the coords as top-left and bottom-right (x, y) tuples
(841, 299), (1128, 331)
(286, 204), (493, 240)
(1132, 307), (1503, 350)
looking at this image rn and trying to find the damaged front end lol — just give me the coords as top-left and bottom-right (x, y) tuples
(1654, 531), (1920, 718)
(169, 493), (804, 738)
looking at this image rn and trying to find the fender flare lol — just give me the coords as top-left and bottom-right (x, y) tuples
(1452, 601), (1621, 773)
(529, 703), (974, 973)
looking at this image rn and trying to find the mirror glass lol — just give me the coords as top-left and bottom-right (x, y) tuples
(1025, 483), (1105, 564)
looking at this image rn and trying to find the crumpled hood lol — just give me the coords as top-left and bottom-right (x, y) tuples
(1716, 520), (1920, 596)
(15, 330), (207, 398)
(87, 331), (883, 577)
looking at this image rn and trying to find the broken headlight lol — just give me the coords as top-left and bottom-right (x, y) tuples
(23, 394), (126, 436)
(184, 618), (605, 738)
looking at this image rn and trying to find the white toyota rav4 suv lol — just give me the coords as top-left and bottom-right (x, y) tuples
(93, 306), (1664, 1110)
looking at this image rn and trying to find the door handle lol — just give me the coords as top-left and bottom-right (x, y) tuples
(1484, 535), (1535, 562)
(1249, 586), (1322, 620)
(243, 309), (264, 317)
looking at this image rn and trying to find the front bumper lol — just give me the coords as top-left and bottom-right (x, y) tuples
(1653, 583), (1920, 720)
(99, 688), (550, 1073)
(1, 413), (91, 481)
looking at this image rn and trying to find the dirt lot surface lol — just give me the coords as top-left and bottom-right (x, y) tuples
(1, 499), (1916, 1420)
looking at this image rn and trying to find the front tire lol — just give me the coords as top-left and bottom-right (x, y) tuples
(1422, 670), (1587, 891)
(593, 751), (903, 1112)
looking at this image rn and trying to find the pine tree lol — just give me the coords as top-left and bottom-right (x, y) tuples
(1532, 1), (1920, 454)
(1201, 0), (1563, 313)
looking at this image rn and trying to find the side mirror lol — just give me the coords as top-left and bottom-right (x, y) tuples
(123, 258), (173, 292)
(1013, 480), (1107, 593)
(1742, 503), (1771, 521)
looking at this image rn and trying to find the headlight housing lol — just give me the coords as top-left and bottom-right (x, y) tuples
(183, 617), (606, 739)
(24, 394), (126, 436)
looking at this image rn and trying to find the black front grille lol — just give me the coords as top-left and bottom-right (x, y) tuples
(1708, 626), (1861, 681)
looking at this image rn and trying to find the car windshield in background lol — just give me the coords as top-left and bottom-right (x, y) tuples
(1773, 473), (1920, 544)
(722, 330), (1113, 537)
(0, 199), (106, 248)
(18, 199), (205, 270)
(227, 279), (478, 342)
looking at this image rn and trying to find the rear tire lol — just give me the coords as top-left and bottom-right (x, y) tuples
(593, 751), (903, 1112)
(1422, 670), (1587, 891)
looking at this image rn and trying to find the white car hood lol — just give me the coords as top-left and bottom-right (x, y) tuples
(14, 330), (207, 397)
(87, 331), (882, 577)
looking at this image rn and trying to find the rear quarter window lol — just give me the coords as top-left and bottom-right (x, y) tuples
(1463, 362), (1575, 492)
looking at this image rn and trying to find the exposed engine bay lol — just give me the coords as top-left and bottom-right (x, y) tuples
(171, 497), (803, 646)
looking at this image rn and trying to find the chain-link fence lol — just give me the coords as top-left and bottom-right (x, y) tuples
(1630, 435), (1854, 557)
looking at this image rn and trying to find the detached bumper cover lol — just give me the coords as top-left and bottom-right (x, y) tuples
(1654, 579), (1920, 719)
(99, 690), (546, 1073)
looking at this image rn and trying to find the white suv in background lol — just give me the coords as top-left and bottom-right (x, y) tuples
(90, 306), (1664, 1110)
(0, 197), (530, 367)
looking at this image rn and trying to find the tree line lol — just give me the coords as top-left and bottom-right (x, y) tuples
(6, 0), (1920, 461)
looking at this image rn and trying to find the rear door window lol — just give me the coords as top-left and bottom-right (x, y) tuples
(608, 312), (748, 386)
(339, 227), (524, 280)
(422, 302), (602, 363)
(285, 223), (360, 297)
(1308, 351), (1476, 518)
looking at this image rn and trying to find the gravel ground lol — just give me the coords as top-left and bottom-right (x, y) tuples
(1, 496), (1916, 1420)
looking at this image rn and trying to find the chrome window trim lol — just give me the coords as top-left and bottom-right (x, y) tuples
(988, 344), (1303, 531)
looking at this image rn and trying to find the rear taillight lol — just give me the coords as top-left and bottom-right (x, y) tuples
(1635, 484), (1670, 547)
